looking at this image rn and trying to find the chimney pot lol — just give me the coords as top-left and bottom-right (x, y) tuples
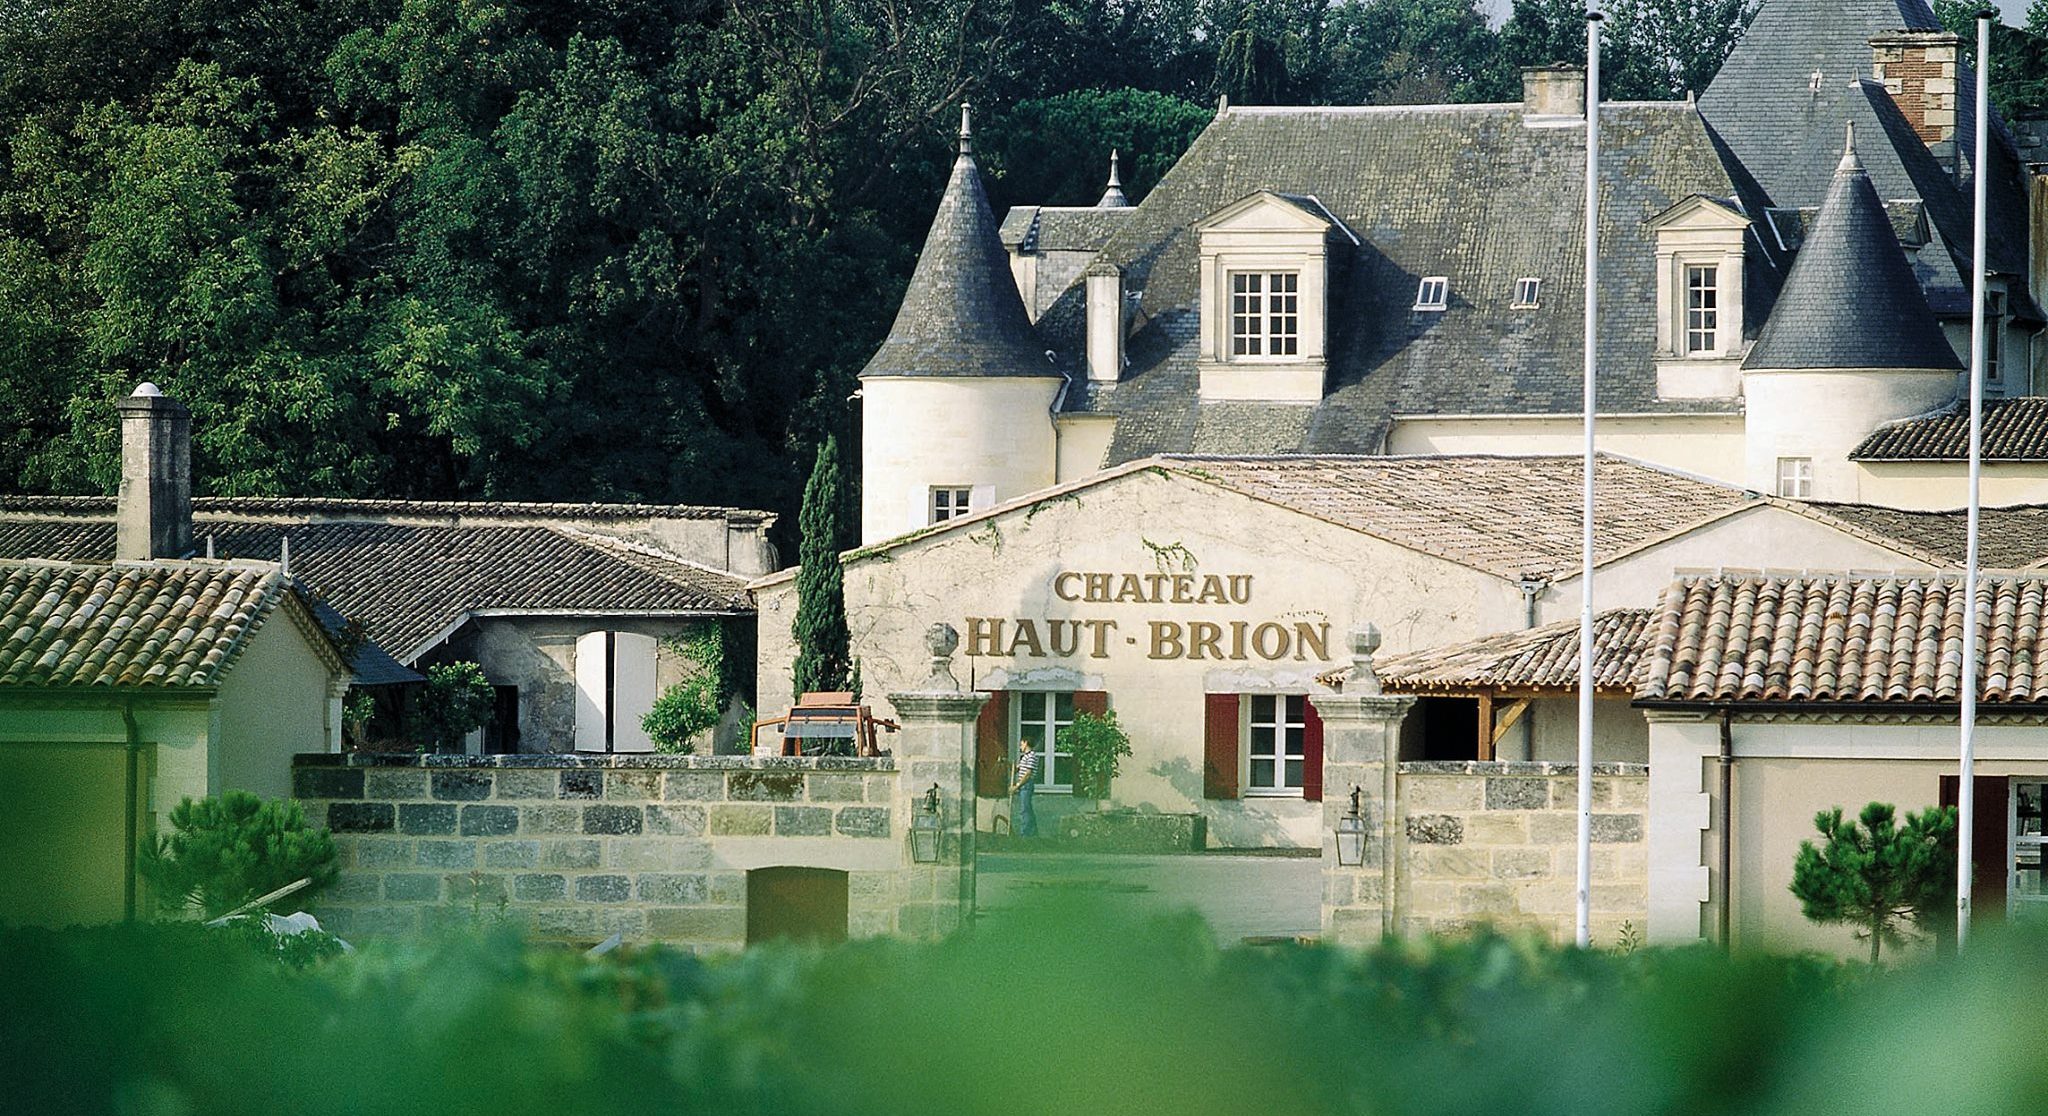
(115, 384), (192, 561)
(1521, 64), (1587, 123)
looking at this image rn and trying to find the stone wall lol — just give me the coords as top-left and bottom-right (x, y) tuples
(292, 754), (907, 947)
(1396, 761), (1648, 944)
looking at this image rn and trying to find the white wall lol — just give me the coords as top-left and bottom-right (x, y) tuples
(1742, 367), (1958, 500)
(860, 377), (1059, 545)
(211, 611), (340, 800)
(1386, 414), (1747, 486)
(1853, 462), (2048, 510)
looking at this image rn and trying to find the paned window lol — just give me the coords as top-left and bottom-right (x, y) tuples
(1230, 272), (1299, 357)
(1685, 265), (1719, 352)
(1987, 291), (2006, 383)
(929, 486), (973, 524)
(1246, 694), (1308, 794)
(1016, 691), (1075, 791)
(1775, 457), (1813, 499)
(2013, 782), (2048, 920)
(1511, 277), (1541, 309)
(1414, 276), (1449, 311)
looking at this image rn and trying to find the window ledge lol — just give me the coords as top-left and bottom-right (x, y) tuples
(1243, 788), (1306, 799)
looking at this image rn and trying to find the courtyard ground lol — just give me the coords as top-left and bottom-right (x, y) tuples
(975, 851), (1322, 944)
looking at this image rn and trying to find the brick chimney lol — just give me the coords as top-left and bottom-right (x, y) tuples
(1521, 64), (1587, 124)
(1870, 31), (1962, 148)
(115, 382), (192, 561)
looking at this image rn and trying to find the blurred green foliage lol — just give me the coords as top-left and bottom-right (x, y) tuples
(405, 660), (496, 753)
(136, 790), (339, 918)
(12, 898), (2048, 1116)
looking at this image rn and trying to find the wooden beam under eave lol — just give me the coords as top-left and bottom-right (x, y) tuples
(1476, 692), (1494, 761)
(1491, 697), (1531, 749)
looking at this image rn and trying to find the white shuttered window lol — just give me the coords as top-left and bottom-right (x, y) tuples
(574, 631), (659, 752)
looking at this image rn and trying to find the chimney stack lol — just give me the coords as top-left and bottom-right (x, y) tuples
(1870, 31), (1963, 151)
(1521, 64), (1587, 124)
(1084, 261), (1125, 382)
(115, 382), (192, 561)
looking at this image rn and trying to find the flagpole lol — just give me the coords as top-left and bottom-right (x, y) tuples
(1576, 8), (1603, 950)
(1959, 8), (1991, 950)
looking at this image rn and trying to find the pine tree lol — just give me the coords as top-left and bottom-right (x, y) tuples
(791, 435), (853, 698)
(1789, 801), (1957, 964)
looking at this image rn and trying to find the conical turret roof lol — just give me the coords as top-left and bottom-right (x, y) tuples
(861, 106), (1057, 380)
(1744, 125), (1962, 372)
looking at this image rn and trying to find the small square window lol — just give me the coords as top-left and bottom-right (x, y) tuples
(1775, 457), (1812, 499)
(1685, 264), (1719, 352)
(929, 486), (973, 524)
(1229, 271), (1299, 357)
(1414, 277), (1449, 311)
(1511, 277), (1541, 309)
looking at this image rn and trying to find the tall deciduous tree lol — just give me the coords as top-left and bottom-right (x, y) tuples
(791, 434), (853, 698)
(1789, 801), (1957, 964)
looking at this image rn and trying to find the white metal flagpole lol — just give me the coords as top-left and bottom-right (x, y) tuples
(1959, 8), (1991, 950)
(1577, 8), (1603, 950)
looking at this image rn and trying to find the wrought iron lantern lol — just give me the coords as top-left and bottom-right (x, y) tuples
(1335, 785), (1367, 867)
(910, 784), (943, 864)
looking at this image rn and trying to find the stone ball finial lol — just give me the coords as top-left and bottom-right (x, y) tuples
(921, 622), (962, 692)
(132, 382), (163, 397)
(1348, 623), (1384, 695)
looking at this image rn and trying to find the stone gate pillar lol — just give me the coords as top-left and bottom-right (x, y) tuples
(888, 623), (986, 940)
(1311, 625), (1415, 946)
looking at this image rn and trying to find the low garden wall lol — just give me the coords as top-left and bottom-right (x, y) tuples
(1396, 762), (1649, 944)
(291, 754), (904, 947)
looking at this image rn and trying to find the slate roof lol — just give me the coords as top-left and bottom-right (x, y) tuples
(0, 515), (751, 661)
(1852, 397), (2048, 461)
(862, 130), (1057, 380)
(1377, 609), (1655, 694)
(998, 206), (1136, 254)
(0, 561), (320, 688)
(1165, 454), (1753, 579)
(1698, 0), (2028, 310)
(1637, 571), (2048, 705)
(1029, 103), (1757, 462)
(1743, 132), (1961, 370)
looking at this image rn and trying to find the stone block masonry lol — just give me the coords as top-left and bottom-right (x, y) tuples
(293, 754), (908, 949)
(1394, 762), (1648, 945)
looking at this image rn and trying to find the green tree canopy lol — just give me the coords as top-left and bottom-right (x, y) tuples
(1789, 801), (1958, 964)
(791, 434), (853, 698)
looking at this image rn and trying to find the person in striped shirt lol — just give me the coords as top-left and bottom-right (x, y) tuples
(1009, 741), (1040, 838)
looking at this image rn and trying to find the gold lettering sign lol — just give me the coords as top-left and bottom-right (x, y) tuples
(965, 571), (1329, 663)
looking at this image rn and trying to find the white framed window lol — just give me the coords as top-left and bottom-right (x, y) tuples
(1414, 276), (1449, 311)
(1685, 265), (1719, 352)
(1511, 277), (1541, 309)
(1229, 271), (1299, 357)
(1245, 694), (1307, 795)
(1015, 691), (1075, 792)
(929, 486), (973, 524)
(2013, 782), (2048, 920)
(1775, 457), (1812, 499)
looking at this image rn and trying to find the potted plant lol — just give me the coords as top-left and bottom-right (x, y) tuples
(1063, 710), (1133, 802)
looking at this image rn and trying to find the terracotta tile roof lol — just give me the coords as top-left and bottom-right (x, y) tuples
(0, 517), (750, 661)
(1378, 609), (1655, 694)
(1851, 397), (2048, 462)
(0, 561), (292, 687)
(1636, 571), (2048, 706)
(1167, 454), (1751, 578)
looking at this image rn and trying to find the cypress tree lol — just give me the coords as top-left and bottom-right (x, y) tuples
(791, 435), (853, 697)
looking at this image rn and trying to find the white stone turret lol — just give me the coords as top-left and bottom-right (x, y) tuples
(1741, 124), (1963, 501)
(858, 105), (1061, 544)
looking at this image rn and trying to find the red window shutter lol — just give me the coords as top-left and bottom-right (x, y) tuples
(1938, 775), (2009, 923)
(1204, 693), (1241, 800)
(1301, 698), (1325, 802)
(975, 691), (1009, 798)
(1072, 691), (1108, 717)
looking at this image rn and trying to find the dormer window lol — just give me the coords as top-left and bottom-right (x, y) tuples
(1192, 190), (1351, 403)
(1685, 265), (1719, 352)
(1414, 277), (1449, 311)
(1511, 277), (1541, 309)
(1230, 271), (1299, 356)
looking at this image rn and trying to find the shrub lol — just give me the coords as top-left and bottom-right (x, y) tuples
(137, 791), (338, 918)
(1063, 711), (1133, 799)
(643, 629), (728, 754)
(404, 661), (495, 753)
(1790, 800), (1957, 963)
